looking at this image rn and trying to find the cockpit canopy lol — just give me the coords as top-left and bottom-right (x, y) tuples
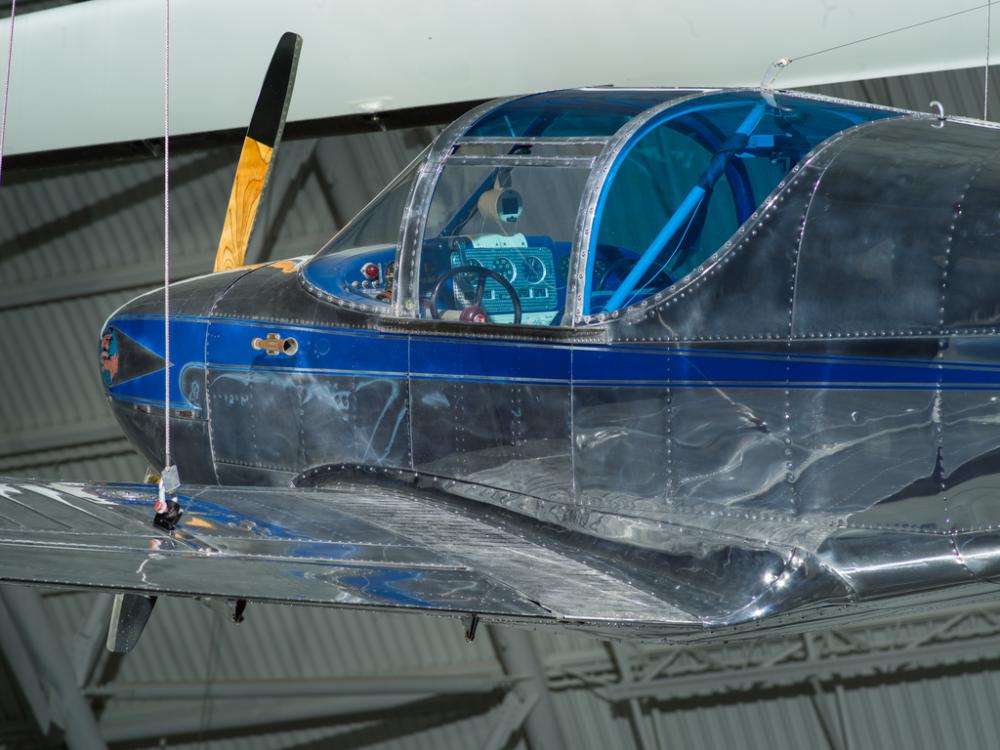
(302, 88), (901, 326)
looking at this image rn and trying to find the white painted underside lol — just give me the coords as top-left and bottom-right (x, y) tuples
(1, 0), (997, 155)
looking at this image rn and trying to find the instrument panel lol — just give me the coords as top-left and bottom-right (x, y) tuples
(448, 246), (559, 316)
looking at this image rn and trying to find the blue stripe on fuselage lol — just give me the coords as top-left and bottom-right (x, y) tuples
(103, 314), (1000, 409)
(108, 317), (209, 409)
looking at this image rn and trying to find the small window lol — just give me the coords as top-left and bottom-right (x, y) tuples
(301, 155), (421, 309)
(416, 163), (589, 326)
(584, 93), (899, 316)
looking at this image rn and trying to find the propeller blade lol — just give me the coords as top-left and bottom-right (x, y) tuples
(213, 31), (301, 273)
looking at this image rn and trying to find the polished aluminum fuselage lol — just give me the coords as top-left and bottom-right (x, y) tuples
(100, 108), (1000, 636)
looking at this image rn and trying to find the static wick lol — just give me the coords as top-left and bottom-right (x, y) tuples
(761, 57), (791, 90)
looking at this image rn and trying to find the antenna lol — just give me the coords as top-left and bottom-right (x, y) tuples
(761, 57), (791, 90)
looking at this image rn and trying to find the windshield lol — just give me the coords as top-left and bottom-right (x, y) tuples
(416, 162), (590, 326)
(300, 89), (902, 323)
(301, 154), (422, 309)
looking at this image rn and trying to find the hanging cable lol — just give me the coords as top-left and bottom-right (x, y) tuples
(763, 3), (1000, 103)
(986, 2), (992, 119)
(792, 2), (999, 64)
(163, 0), (171, 469)
(0, 0), (17, 187)
(154, 0), (181, 529)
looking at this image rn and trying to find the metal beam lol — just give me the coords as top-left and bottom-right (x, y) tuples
(88, 672), (515, 701)
(544, 600), (1000, 687)
(603, 628), (1000, 702)
(0, 420), (123, 458)
(808, 676), (847, 750)
(0, 585), (107, 750)
(0, 593), (50, 736)
(481, 688), (539, 750)
(0, 255), (208, 311)
(0, 438), (135, 474)
(834, 684), (855, 750)
(488, 625), (567, 750)
(611, 641), (657, 750)
(0, 232), (329, 311)
(537, 602), (1000, 704)
(70, 594), (114, 688)
(100, 694), (437, 744)
(0, 150), (233, 267)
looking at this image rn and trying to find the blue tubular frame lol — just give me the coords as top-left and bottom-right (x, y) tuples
(581, 99), (754, 314)
(678, 113), (756, 224)
(602, 101), (767, 312)
(603, 187), (706, 311)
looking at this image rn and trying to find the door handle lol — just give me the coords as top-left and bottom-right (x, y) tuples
(251, 333), (299, 356)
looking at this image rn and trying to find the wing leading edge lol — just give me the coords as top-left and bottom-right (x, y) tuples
(0, 477), (698, 636)
(5, 476), (1000, 641)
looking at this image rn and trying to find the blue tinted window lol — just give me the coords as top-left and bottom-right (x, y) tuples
(466, 89), (694, 138)
(585, 92), (900, 315)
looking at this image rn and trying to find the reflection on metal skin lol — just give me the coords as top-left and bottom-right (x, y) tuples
(15, 89), (1000, 641)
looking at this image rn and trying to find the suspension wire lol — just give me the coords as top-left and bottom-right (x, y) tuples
(154, 0), (180, 523)
(986, 2), (992, 119)
(790, 2), (1000, 65)
(162, 0), (173, 473)
(0, 0), (16, 187)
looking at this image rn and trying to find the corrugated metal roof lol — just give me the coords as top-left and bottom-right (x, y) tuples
(0, 291), (133, 448)
(23, 587), (1000, 750)
(807, 63), (1000, 121)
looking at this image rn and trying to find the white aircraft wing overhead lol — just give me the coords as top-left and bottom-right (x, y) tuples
(0, 0), (996, 155)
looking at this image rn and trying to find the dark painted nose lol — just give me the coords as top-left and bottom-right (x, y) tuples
(98, 323), (167, 393)
(100, 273), (231, 480)
(99, 272), (227, 404)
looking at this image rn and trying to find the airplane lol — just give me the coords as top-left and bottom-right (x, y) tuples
(4, 30), (1000, 650)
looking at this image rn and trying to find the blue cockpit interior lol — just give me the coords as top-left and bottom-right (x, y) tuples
(463, 88), (694, 138)
(304, 244), (398, 305)
(302, 88), (902, 325)
(583, 91), (900, 315)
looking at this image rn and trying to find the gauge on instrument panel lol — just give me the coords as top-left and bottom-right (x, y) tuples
(524, 256), (546, 284)
(493, 257), (516, 282)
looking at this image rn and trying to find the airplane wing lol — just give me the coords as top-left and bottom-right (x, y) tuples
(3, 476), (999, 641)
(0, 477), (699, 636)
(3, 1), (993, 156)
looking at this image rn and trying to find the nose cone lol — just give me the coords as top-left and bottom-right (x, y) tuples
(100, 285), (174, 402)
(98, 323), (166, 392)
(98, 327), (120, 388)
(99, 272), (227, 404)
(99, 272), (231, 477)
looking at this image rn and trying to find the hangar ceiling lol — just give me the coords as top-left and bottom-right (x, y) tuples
(6, 2), (1000, 749)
